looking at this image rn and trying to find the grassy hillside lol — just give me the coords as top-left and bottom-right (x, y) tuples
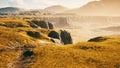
(31, 37), (120, 68)
(0, 18), (120, 68)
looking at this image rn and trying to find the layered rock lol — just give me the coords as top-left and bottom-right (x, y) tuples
(30, 20), (54, 29)
(60, 30), (73, 44)
(48, 30), (73, 45)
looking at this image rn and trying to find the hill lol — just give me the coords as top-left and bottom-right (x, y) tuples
(44, 5), (69, 14)
(65, 0), (120, 16)
(0, 18), (120, 68)
(32, 36), (120, 68)
(0, 7), (25, 13)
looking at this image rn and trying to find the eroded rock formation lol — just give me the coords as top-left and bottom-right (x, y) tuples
(60, 30), (73, 44)
(30, 20), (54, 29)
(32, 20), (47, 28)
(48, 22), (54, 29)
(27, 21), (38, 28)
(48, 30), (73, 45)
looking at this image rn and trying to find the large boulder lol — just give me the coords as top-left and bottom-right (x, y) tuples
(60, 30), (73, 44)
(27, 31), (41, 38)
(48, 31), (59, 39)
(23, 50), (34, 57)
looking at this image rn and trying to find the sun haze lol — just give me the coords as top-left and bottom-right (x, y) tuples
(0, 0), (97, 9)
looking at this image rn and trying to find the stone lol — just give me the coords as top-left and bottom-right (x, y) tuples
(23, 50), (34, 57)
(60, 30), (73, 44)
(88, 36), (107, 42)
(27, 31), (41, 38)
(48, 31), (59, 39)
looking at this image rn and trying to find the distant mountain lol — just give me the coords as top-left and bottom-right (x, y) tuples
(0, 7), (25, 13)
(18, 5), (69, 14)
(44, 5), (69, 13)
(65, 0), (120, 16)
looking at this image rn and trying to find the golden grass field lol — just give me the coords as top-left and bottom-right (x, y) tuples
(31, 38), (120, 68)
(0, 18), (120, 68)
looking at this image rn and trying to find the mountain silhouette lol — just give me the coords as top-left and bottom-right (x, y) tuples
(0, 7), (25, 13)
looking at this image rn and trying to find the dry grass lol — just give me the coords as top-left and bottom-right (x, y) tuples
(0, 18), (53, 68)
(0, 28), (38, 47)
(0, 18), (30, 28)
(31, 37), (120, 68)
(0, 18), (120, 68)
(0, 18), (52, 48)
(0, 50), (20, 68)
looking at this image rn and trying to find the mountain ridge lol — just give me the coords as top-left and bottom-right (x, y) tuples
(44, 5), (69, 13)
(0, 5), (69, 14)
(64, 0), (120, 16)
(0, 7), (26, 13)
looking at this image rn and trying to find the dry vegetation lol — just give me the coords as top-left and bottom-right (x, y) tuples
(0, 18), (120, 68)
(0, 18), (51, 48)
(0, 18), (29, 28)
(31, 37), (120, 68)
(0, 50), (20, 68)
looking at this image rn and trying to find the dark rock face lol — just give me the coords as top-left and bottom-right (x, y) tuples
(27, 21), (38, 28)
(48, 22), (54, 29)
(32, 20), (48, 29)
(30, 20), (54, 29)
(88, 36), (107, 42)
(60, 30), (73, 44)
(27, 31), (41, 38)
(23, 50), (34, 57)
(48, 30), (73, 45)
(48, 31), (59, 39)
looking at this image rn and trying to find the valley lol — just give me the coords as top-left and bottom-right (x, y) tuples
(1, 15), (120, 43)
(0, 0), (120, 68)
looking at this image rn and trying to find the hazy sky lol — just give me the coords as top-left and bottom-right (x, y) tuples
(0, 0), (97, 9)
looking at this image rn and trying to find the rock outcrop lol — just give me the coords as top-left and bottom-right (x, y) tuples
(88, 36), (107, 42)
(28, 20), (73, 45)
(23, 50), (34, 57)
(28, 21), (38, 28)
(48, 22), (54, 29)
(48, 31), (59, 39)
(32, 20), (48, 28)
(48, 30), (73, 45)
(60, 30), (73, 44)
(27, 31), (41, 38)
(30, 20), (54, 29)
